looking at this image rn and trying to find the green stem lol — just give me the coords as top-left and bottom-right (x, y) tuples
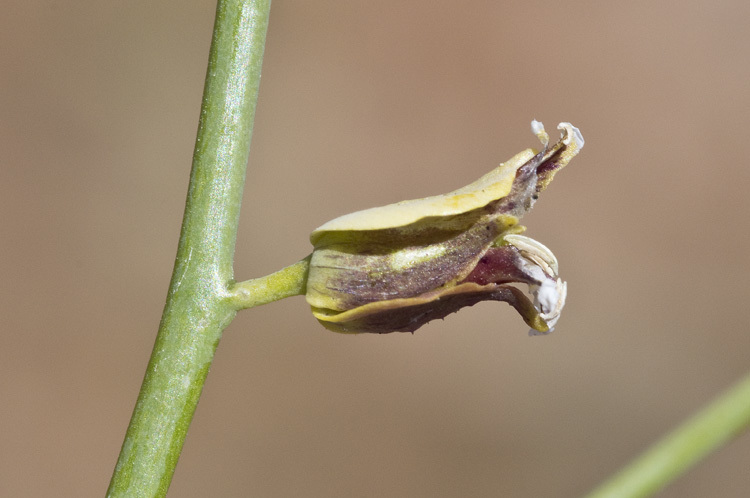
(229, 255), (310, 310)
(584, 371), (750, 498)
(107, 1), (271, 496)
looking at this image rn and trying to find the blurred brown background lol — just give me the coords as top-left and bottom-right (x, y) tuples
(2, 1), (749, 496)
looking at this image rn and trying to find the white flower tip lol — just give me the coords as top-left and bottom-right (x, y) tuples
(538, 278), (567, 326)
(528, 279), (566, 336)
(558, 122), (585, 149)
(530, 119), (550, 147)
(503, 233), (559, 274)
(504, 233), (566, 335)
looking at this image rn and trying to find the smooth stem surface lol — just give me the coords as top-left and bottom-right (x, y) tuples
(107, 1), (271, 496)
(229, 255), (310, 309)
(585, 371), (750, 498)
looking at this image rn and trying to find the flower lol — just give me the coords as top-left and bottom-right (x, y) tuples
(305, 121), (584, 334)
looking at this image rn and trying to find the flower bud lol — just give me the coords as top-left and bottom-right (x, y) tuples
(306, 122), (583, 334)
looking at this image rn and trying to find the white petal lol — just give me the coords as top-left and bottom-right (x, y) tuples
(504, 233), (567, 335)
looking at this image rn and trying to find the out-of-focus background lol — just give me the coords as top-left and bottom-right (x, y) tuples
(2, 1), (749, 496)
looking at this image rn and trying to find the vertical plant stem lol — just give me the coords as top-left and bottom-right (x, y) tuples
(107, 1), (271, 496)
(584, 371), (750, 498)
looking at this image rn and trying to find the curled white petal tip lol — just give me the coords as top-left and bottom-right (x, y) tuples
(503, 233), (559, 274)
(558, 122), (585, 149)
(538, 278), (567, 327)
(528, 279), (566, 336)
(531, 119), (549, 147)
(505, 233), (566, 335)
